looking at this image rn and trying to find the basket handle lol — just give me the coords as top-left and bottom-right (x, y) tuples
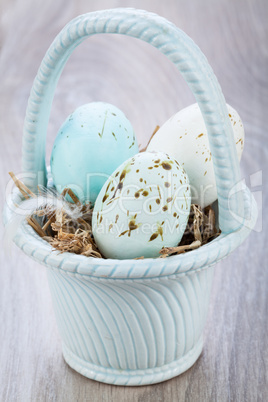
(22, 8), (243, 234)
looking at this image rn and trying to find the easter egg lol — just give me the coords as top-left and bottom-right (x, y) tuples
(50, 102), (139, 204)
(92, 151), (191, 259)
(147, 103), (244, 208)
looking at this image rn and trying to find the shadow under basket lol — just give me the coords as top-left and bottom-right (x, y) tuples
(3, 9), (258, 386)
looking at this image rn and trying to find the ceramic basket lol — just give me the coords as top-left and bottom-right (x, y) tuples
(4, 9), (258, 386)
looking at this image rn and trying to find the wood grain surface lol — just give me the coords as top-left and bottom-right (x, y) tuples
(0, 0), (267, 401)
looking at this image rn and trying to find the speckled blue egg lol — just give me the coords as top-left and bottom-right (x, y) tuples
(92, 151), (191, 259)
(50, 102), (139, 204)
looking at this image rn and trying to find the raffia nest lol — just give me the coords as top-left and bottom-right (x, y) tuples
(9, 172), (220, 259)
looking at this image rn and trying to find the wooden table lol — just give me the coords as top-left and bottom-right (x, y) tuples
(1, 0), (267, 400)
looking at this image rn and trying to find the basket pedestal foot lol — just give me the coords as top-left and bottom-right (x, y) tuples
(62, 336), (203, 386)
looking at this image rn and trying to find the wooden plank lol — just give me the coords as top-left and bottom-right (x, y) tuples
(0, 0), (267, 400)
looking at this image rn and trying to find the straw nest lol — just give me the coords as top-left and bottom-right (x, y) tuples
(9, 172), (220, 259)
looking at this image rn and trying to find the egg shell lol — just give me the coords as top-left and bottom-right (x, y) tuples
(147, 103), (244, 208)
(92, 151), (191, 260)
(50, 102), (139, 204)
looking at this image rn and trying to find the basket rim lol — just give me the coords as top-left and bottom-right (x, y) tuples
(3, 183), (257, 279)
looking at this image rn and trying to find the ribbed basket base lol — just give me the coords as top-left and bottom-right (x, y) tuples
(62, 337), (203, 386)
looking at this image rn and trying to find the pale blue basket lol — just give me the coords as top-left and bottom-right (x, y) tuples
(4, 9), (258, 386)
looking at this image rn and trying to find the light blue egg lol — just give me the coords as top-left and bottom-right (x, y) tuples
(50, 102), (139, 204)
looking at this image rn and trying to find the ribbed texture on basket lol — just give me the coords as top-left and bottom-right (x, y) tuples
(47, 265), (214, 385)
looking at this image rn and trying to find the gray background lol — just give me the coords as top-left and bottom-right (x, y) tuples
(0, 0), (267, 400)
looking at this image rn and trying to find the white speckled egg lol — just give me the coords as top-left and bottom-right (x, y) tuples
(51, 102), (139, 204)
(92, 151), (191, 259)
(147, 103), (244, 208)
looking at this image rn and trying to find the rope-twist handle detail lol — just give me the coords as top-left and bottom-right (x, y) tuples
(22, 8), (243, 233)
